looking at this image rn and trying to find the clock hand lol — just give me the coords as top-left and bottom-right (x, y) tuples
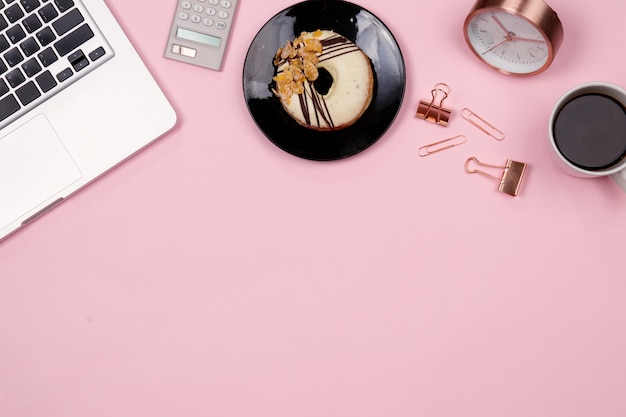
(482, 36), (512, 55)
(482, 39), (508, 55)
(513, 36), (545, 43)
(491, 15), (510, 35)
(490, 16), (543, 44)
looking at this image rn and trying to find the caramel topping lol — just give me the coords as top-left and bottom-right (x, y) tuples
(272, 30), (323, 103)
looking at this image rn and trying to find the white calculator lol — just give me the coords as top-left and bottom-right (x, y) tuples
(165, 0), (239, 70)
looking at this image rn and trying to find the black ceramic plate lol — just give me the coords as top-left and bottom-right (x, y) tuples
(243, 0), (406, 161)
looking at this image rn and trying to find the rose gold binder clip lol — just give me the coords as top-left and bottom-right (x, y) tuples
(418, 135), (466, 157)
(416, 83), (452, 127)
(461, 108), (505, 141)
(465, 157), (528, 196)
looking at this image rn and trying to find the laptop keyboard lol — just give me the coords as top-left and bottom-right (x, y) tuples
(0, 0), (113, 129)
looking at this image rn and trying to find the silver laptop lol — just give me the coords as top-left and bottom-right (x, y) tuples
(0, 0), (177, 241)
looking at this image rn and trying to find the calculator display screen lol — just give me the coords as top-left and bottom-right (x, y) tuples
(176, 28), (221, 48)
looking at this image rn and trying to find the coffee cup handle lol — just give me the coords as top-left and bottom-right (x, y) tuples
(610, 169), (626, 192)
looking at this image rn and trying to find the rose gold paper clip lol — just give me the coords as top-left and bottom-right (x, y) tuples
(465, 157), (527, 196)
(418, 135), (466, 157)
(416, 83), (452, 127)
(461, 108), (505, 141)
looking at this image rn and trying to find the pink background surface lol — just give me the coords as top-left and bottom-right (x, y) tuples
(2, 0), (626, 416)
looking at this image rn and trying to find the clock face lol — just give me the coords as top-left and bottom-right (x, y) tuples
(466, 10), (550, 75)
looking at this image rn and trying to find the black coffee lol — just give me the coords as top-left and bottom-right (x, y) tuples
(553, 93), (626, 170)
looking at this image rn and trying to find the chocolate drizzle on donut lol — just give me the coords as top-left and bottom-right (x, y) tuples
(319, 35), (361, 62)
(300, 80), (334, 128)
(297, 34), (362, 129)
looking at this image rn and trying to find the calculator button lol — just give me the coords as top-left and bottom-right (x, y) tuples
(193, 4), (203, 12)
(178, 11), (189, 20)
(203, 18), (214, 26)
(172, 44), (197, 58)
(208, 0), (218, 4)
(221, 0), (231, 8)
(180, 46), (196, 58)
(191, 14), (201, 23)
(206, 7), (216, 16)
(181, 1), (192, 10)
(218, 10), (228, 19)
(216, 21), (226, 30)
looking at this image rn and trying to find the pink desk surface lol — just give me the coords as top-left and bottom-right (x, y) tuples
(2, 0), (626, 416)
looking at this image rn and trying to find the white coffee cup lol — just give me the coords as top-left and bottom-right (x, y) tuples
(548, 81), (626, 192)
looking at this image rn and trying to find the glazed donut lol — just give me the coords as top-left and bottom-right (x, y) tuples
(273, 30), (374, 131)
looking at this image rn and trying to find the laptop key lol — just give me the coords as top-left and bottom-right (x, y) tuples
(52, 8), (83, 36)
(20, 0), (40, 13)
(68, 49), (87, 71)
(36, 26), (56, 46)
(4, 3), (23, 23)
(6, 67), (25, 87)
(0, 94), (20, 122)
(16, 80), (40, 106)
(54, 0), (73, 13)
(4, 47), (23, 66)
(56, 66), (71, 82)
(53, 23), (93, 56)
(37, 46), (57, 66)
(21, 57), (41, 76)
(38, 3), (58, 23)
(88, 46), (105, 61)
(35, 69), (56, 92)
(23, 13), (42, 33)
(7, 24), (26, 43)
(20, 37), (39, 56)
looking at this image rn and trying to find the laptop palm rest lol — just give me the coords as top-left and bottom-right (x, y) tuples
(1, 114), (81, 229)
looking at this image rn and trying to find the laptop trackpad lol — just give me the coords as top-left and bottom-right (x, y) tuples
(0, 114), (81, 228)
